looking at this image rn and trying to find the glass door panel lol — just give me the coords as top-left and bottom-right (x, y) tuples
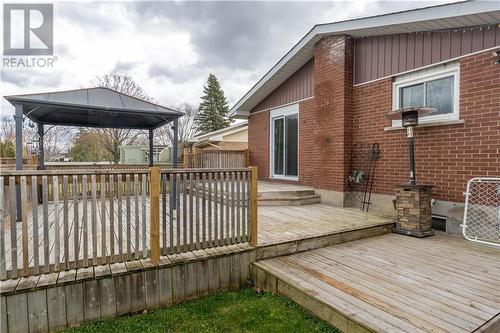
(273, 117), (284, 175)
(285, 114), (298, 176)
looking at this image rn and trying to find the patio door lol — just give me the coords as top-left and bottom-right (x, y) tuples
(271, 104), (298, 179)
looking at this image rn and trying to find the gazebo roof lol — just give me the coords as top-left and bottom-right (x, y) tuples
(4, 87), (183, 129)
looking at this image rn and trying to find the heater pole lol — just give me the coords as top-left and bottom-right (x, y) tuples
(407, 126), (416, 185)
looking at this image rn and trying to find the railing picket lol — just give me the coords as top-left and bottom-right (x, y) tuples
(100, 174), (106, 264)
(109, 175), (115, 263)
(91, 175), (98, 265)
(189, 173), (194, 251)
(134, 174), (139, 259)
(117, 174), (123, 262)
(72, 175), (79, 268)
(8, 176), (17, 277)
(0, 178), (6, 279)
(207, 172), (212, 247)
(82, 175), (89, 267)
(53, 175), (60, 272)
(175, 173), (181, 253)
(141, 174), (147, 259)
(236, 171), (241, 243)
(126, 174), (131, 260)
(231, 171), (236, 244)
(201, 173), (206, 248)
(182, 173), (187, 252)
(169, 173), (174, 254)
(20, 176), (28, 276)
(195, 173), (201, 249)
(225, 172), (230, 245)
(247, 171), (251, 242)
(242, 171), (247, 241)
(63, 175), (69, 270)
(219, 172), (224, 246)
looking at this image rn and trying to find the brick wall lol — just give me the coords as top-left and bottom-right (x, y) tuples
(352, 50), (500, 203)
(310, 35), (353, 192)
(248, 110), (270, 180)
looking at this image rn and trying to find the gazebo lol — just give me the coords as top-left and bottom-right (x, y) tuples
(4, 87), (184, 221)
(4, 87), (183, 170)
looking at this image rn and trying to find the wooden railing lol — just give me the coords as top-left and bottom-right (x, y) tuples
(183, 149), (249, 169)
(0, 167), (258, 280)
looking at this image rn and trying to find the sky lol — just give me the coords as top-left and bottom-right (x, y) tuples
(1, 0), (458, 116)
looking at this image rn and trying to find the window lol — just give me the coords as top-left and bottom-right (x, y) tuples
(393, 62), (459, 126)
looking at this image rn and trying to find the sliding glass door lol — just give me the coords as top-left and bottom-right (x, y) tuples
(271, 113), (298, 178)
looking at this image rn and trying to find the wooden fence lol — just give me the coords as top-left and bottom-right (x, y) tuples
(0, 167), (258, 280)
(183, 149), (249, 169)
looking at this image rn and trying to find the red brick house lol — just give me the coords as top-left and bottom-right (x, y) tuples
(230, 1), (500, 233)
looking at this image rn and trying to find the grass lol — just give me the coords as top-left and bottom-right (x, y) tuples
(63, 288), (340, 333)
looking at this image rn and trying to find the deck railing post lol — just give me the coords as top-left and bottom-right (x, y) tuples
(150, 166), (160, 263)
(250, 166), (258, 246)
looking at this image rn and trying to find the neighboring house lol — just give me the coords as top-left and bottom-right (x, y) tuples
(119, 145), (170, 164)
(187, 121), (248, 150)
(230, 1), (500, 233)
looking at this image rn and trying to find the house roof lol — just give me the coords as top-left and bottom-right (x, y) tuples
(188, 121), (248, 143)
(4, 87), (184, 129)
(229, 0), (500, 117)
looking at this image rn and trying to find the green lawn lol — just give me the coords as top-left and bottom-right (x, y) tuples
(63, 288), (339, 333)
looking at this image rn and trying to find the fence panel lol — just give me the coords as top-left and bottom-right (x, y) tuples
(463, 177), (500, 247)
(184, 150), (248, 169)
(0, 166), (258, 280)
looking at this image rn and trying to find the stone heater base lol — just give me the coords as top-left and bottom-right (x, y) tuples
(393, 184), (434, 238)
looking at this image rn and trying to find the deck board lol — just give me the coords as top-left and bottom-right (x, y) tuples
(256, 232), (500, 333)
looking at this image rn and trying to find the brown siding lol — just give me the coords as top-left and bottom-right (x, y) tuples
(251, 58), (314, 112)
(354, 25), (500, 84)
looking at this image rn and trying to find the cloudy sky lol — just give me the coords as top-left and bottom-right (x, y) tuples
(1, 0), (457, 115)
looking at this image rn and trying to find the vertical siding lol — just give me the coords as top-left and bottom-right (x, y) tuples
(251, 58), (314, 112)
(354, 25), (500, 84)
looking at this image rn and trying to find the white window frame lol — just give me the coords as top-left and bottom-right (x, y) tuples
(269, 103), (299, 181)
(392, 62), (460, 127)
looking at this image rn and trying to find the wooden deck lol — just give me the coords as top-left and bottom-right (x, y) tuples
(4, 199), (391, 273)
(255, 232), (500, 333)
(258, 204), (392, 245)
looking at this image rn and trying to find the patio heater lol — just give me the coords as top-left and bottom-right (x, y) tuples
(385, 107), (437, 238)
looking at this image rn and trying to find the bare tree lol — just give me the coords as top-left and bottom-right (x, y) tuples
(0, 116), (15, 143)
(1, 116), (75, 161)
(87, 74), (151, 163)
(156, 103), (198, 146)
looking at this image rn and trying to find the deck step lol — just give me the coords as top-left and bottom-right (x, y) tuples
(255, 222), (394, 260)
(258, 190), (321, 206)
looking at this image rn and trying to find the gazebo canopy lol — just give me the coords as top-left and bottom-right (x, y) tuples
(4, 87), (183, 129)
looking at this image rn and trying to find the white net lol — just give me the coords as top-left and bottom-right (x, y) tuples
(463, 177), (500, 247)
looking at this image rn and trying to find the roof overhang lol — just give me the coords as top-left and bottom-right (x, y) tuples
(229, 0), (500, 117)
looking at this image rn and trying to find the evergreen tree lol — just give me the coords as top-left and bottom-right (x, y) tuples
(194, 74), (232, 134)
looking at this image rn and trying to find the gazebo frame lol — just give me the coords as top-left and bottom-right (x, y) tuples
(5, 87), (183, 220)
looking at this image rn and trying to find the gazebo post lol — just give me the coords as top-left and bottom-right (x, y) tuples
(172, 118), (178, 168)
(149, 129), (154, 167)
(38, 123), (45, 170)
(14, 104), (23, 221)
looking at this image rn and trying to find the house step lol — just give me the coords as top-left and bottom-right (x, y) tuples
(258, 190), (321, 206)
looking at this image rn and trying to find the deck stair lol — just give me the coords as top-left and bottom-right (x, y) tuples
(258, 189), (321, 206)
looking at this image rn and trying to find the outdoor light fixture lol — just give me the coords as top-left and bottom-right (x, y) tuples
(385, 107), (436, 185)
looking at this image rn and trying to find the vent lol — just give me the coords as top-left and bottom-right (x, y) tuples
(432, 215), (447, 232)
